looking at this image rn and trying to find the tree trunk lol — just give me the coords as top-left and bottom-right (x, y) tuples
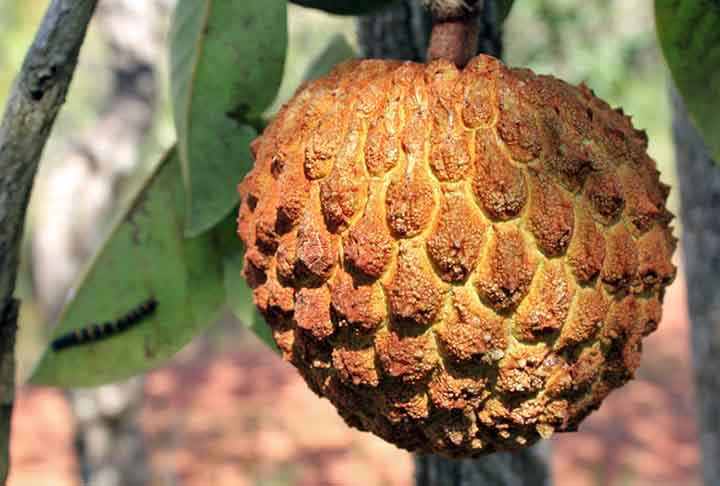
(0, 2), (99, 483)
(31, 1), (169, 484)
(357, 3), (551, 485)
(672, 87), (720, 486)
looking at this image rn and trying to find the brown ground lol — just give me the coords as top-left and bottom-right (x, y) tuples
(8, 260), (699, 486)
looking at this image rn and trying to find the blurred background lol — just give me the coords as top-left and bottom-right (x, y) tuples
(2, 0), (696, 485)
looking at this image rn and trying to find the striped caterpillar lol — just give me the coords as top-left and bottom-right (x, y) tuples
(51, 297), (158, 352)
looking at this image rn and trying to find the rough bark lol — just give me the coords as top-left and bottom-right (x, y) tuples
(358, 3), (551, 485)
(357, 0), (501, 62)
(358, 0), (432, 61)
(672, 87), (720, 486)
(0, 1), (98, 483)
(30, 1), (169, 484)
(415, 449), (551, 486)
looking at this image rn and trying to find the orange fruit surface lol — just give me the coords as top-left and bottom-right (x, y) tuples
(236, 54), (676, 457)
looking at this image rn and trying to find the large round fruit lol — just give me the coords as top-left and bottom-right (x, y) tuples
(236, 54), (676, 457)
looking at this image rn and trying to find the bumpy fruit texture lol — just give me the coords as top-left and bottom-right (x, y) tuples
(236, 54), (676, 457)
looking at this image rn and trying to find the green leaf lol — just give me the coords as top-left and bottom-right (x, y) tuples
(656, 0), (720, 161)
(222, 244), (276, 352)
(29, 149), (225, 388)
(209, 207), (275, 350)
(495, 0), (515, 22)
(184, 120), (256, 237)
(303, 34), (357, 83)
(169, 0), (286, 236)
(291, 0), (396, 15)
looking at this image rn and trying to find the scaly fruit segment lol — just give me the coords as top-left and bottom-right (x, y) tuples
(237, 54), (676, 457)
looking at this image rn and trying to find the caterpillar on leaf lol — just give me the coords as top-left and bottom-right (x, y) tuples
(51, 297), (157, 352)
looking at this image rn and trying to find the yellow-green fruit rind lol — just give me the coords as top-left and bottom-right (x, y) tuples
(236, 54), (676, 457)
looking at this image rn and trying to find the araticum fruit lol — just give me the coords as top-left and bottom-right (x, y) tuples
(236, 54), (677, 457)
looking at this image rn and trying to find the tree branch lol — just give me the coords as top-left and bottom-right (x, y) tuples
(357, 0), (432, 61)
(426, 19), (481, 67)
(0, 0), (99, 483)
(425, 0), (482, 67)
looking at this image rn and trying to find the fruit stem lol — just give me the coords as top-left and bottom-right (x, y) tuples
(425, 0), (481, 68)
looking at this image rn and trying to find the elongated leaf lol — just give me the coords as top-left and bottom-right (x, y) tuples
(215, 212), (276, 351)
(169, 0), (286, 236)
(223, 246), (276, 351)
(184, 120), (256, 235)
(291, 0), (396, 15)
(304, 34), (356, 83)
(656, 0), (720, 162)
(29, 149), (225, 388)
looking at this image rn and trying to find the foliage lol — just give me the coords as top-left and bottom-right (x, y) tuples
(30, 150), (226, 387)
(656, 0), (720, 162)
(223, 245), (277, 352)
(169, 0), (286, 237)
(25, 1), (358, 386)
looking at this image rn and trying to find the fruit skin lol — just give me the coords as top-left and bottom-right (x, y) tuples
(236, 54), (677, 457)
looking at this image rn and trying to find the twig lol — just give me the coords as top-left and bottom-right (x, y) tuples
(425, 0), (482, 67)
(0, 0), (99, 483)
